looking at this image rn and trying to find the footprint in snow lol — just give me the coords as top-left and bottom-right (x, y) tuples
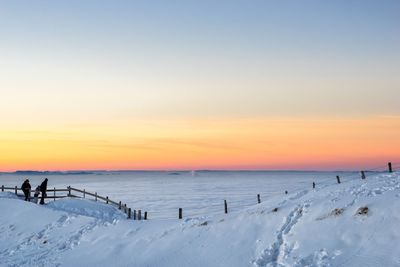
(294, 248), (334, 267)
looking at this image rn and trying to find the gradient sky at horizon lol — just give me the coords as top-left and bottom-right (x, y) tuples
(1, 1), (399, 171)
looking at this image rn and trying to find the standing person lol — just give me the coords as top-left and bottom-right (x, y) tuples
(39, 178), (48, 205)
(21, 179), (31, 201)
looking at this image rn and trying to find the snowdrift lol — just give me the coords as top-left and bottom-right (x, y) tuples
(1, 172), (400, 267)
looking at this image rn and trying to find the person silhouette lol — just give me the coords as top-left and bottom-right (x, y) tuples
(39, 178), (48, 205)
(21, 179), (31, 201)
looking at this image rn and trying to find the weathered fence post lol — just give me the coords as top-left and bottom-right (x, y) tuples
(361, 171), (366, 179)
(257, 194), (261, 204)
(54, 187), (56, 201)
(128, 208), (131, 219)
(224, 200), (228, 214)
(336, 176), (341, 184)
(388, 162), (393, 173)
(83, 189), (86, 198)
(124, 204), (127, 213)
(15, 186), (17, 195)
(106, 196), (109, 204)
(138, 210), (142, 220)
(313, 182), (316, 189)
(285, 190), (288, 195)
(179, 208), (183, 219)
(95, 192), (98, 201)
(68, 186), (71, 197)
(144, 212), (148, 220)
(1, 185), (4, 192)
(118, 201), (122, 210)
(134, 210), (137, 220)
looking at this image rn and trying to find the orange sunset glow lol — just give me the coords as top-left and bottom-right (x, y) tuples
(1, 117), (399, 171)
(1, 1), (399, 171)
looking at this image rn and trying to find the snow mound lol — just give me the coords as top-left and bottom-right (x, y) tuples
(0, 191), (21, 200)
(47, 198), (126, 222)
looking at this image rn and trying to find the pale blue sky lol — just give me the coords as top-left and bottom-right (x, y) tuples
(0, 0), (399, 122)
(1, 1), (400, 170)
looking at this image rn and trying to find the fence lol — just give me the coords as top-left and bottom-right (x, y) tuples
(176, 162), (398, 219)
(0, 185), (147, 221)
(0, 186), (69, 200)
(1, 162), (398, 221)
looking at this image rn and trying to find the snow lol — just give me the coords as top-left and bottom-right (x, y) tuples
(0, 171), (365, 219)
(1, 171), (400, 267)
(47, 199), (125, 223)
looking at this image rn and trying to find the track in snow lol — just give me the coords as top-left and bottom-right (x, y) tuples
(0, 213), (104, 267)
(254, 203), (309, 267)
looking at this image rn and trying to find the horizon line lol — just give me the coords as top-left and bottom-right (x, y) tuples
(0, 168), (385, 174)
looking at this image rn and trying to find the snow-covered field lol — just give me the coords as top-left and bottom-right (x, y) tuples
(1, 171), (400, 266)
(0, 171), (364, 219)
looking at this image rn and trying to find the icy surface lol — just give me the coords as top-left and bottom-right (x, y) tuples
(1, 171), (400, 266)
(0, 171), (365, 219)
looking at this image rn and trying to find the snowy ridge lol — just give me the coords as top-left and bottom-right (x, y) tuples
(1, 172), (400, 267)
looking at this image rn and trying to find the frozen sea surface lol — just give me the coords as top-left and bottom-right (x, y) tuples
(0, 171), (374, 219)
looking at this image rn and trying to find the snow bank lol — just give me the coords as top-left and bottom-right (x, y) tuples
(47, 198), (126, 223)
(1, 172), (400, 267)
(0, 191), (20, 200)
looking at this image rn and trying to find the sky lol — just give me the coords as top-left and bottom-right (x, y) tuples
(0, 0), (399, 171)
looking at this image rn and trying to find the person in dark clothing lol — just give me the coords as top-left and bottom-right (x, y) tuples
(21, 179), (31, 201)
(39, 178), (48, 205)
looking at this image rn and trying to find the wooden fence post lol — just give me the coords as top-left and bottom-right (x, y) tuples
(361, 171), (366, 179)
(285, 190), (288, 195)
(336, 176), (341, 184)
(2, 185), (4, 192)
(388, 162), (393, 173)
(138, 210), (142, 220)
(106, 196), (109, 204)
(313, 182), (316, 189)
(179, 208), (183, 219)
(54, 187), (56, 201)
(95, 192), (98, 201)
(128, 208), (131, 219)
(15, 186), (17, 195)
(257, 194), (261, 204)
(144, 212), (148, 220)
(124, 204), (127, 213)
(134, 210), (137, 220)
(68, 186), (71, 197)
(83, 189), (86, 198)
(118, 201), (122, 210)
(224, 200), (228, 214)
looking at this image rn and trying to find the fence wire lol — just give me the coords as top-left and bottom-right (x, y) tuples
(145, 163), (396, 220)
(1, 162), (397, 220)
